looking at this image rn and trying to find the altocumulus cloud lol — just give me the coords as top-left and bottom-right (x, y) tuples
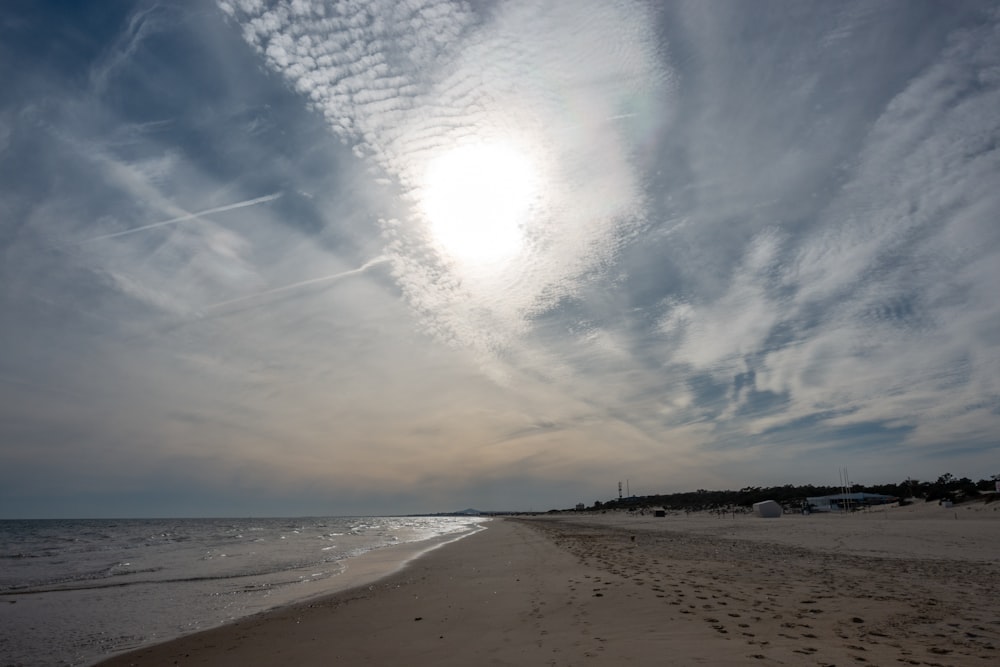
(220, 0), (673, 367)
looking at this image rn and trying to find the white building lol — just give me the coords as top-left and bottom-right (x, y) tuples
(805, 492), (896, 512)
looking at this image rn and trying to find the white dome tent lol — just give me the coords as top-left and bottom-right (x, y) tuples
(752, 500), (783, 518)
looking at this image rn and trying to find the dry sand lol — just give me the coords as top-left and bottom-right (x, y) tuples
(99, 501), (1000, 666)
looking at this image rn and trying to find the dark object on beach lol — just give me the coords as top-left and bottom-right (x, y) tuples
(654, 510), (666, 517)
(414, 617), (423, 621)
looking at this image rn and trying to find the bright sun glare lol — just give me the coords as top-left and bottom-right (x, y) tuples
(420, 142), (538, 264)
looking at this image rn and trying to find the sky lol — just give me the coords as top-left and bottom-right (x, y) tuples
(1, 0), (998, 518)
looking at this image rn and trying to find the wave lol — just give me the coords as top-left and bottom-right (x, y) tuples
(0, 559), (348, 596)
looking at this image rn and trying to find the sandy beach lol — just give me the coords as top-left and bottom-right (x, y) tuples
(99, 502), (1000, 666)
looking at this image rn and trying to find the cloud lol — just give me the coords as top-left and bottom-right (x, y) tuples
(653, 6), (1000, 458)
(220, 0), (673, 371)
(2, 1), (998, 517)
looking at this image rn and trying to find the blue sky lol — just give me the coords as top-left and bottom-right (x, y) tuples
(1, 0), (998, 518)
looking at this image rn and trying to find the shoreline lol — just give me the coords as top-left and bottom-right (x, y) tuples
(89, 522), (488, 666)
(0, 516), (489, 667)
(97, 511), (999, 666)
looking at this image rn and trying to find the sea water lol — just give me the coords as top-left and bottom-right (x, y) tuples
(0, 516), (486, 666)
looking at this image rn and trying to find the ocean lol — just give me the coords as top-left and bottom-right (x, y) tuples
(0, 516), (487, 666)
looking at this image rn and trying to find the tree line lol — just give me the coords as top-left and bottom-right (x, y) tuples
(586, 473), (998, 512)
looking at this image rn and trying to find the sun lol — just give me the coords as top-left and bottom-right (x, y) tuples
(419, 141), (538, 264)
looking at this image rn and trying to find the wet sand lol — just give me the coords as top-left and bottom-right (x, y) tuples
(98, 502), (1000, 666)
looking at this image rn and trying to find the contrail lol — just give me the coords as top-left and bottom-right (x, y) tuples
(207, 256), (391, 310)
(81, 192), (284, 243)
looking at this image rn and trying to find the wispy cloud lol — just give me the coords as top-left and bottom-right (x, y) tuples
(212, 0), (1000, 489)
(646, 5), (1000, 462)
